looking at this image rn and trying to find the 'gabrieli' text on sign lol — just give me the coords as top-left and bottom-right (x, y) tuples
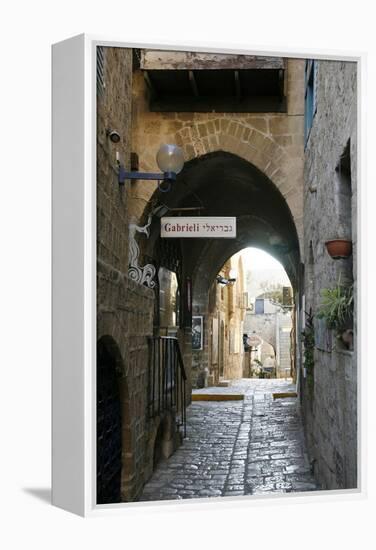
(160, 217), (236, 238)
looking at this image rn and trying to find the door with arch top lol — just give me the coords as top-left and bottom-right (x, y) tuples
(96, 337), (122, 504)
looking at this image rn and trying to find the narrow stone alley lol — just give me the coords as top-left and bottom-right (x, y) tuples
(140, 379), (318, 501)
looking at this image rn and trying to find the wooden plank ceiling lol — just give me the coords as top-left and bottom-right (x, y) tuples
(138, 50), (287, 113)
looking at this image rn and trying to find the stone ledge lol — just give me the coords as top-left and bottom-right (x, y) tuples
(191, 394), (244, 401)
(272, 392), (298, 399)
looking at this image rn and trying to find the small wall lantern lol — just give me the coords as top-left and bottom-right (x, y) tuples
(216, 275), (236, 286)
(118, 143), (185, 192)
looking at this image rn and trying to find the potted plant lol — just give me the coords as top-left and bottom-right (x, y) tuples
(325, 239), (352, 259)
(317, 278), (354, 350)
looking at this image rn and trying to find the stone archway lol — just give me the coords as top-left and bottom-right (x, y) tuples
(140, 150), (301, 390)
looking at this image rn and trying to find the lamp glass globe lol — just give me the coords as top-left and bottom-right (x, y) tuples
(156, 144), (185, 174)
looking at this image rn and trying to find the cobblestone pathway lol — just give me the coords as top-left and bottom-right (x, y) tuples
(139, 379), (319, 502)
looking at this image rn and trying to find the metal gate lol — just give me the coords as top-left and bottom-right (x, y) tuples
(96, 339), (122, 504)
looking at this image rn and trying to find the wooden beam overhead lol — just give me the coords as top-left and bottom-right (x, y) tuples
(140, 50), (285, 71)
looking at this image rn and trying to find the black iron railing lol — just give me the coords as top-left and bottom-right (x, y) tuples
(148, 336), (187, 438)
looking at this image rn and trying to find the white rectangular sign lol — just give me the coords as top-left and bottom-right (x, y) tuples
(161, 217), (236, 238)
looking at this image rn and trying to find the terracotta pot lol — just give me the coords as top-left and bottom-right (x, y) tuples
(325, 239), (352, 259)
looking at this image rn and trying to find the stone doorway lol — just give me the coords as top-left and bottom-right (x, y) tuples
(96, 337), (122, 504)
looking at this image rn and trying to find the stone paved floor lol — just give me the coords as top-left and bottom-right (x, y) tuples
(139, 379), (319, 502)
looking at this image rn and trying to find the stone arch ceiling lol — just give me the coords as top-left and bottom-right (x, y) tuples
(146, 151), (300, 294)
(132, 115), (304, 247)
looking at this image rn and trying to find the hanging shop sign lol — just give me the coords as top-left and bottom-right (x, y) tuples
(161, 217), (236, 238)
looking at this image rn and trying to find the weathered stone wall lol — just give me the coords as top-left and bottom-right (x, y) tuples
(302, 60), (357, 489)
(97, 47), (158, 501)
(97, 260), (154, 500)
(243, 310), (293, 377)
(244, 312), (277, 349)
(278, 330), (292, 377)
(193, 254), (246, 387)
(97, 47), (132, 271)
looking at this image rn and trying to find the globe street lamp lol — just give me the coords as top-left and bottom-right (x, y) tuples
(118, 143), (185, 192)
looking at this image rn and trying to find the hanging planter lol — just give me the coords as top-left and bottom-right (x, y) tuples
(325, 239), (352, 259)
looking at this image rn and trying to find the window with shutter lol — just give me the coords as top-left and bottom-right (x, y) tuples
(304, 59), (317, 145)
(97, 46), (106, 97)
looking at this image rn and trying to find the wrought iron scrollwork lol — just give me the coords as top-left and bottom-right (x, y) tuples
(128, 215), (156, 288)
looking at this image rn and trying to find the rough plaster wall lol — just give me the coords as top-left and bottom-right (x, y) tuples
(303, 60), (357, 489)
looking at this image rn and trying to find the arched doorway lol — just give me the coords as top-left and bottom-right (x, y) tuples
(96, 336), (123, 504)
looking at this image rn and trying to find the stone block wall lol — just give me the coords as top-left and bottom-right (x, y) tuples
(97, 47), (161, 501)
(97, 260), (155, 500)
(302, 60), (357, 489)
(97, 47), (133, 271)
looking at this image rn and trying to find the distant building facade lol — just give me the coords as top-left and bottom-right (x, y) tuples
(243, 296), (293, 378)
(200, 253), (246, 387)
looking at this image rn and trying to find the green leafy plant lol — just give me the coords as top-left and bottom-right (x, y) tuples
(301, 309), (315, 395)
(251, 358), (264, 378)
(317, 278), (353, 332)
